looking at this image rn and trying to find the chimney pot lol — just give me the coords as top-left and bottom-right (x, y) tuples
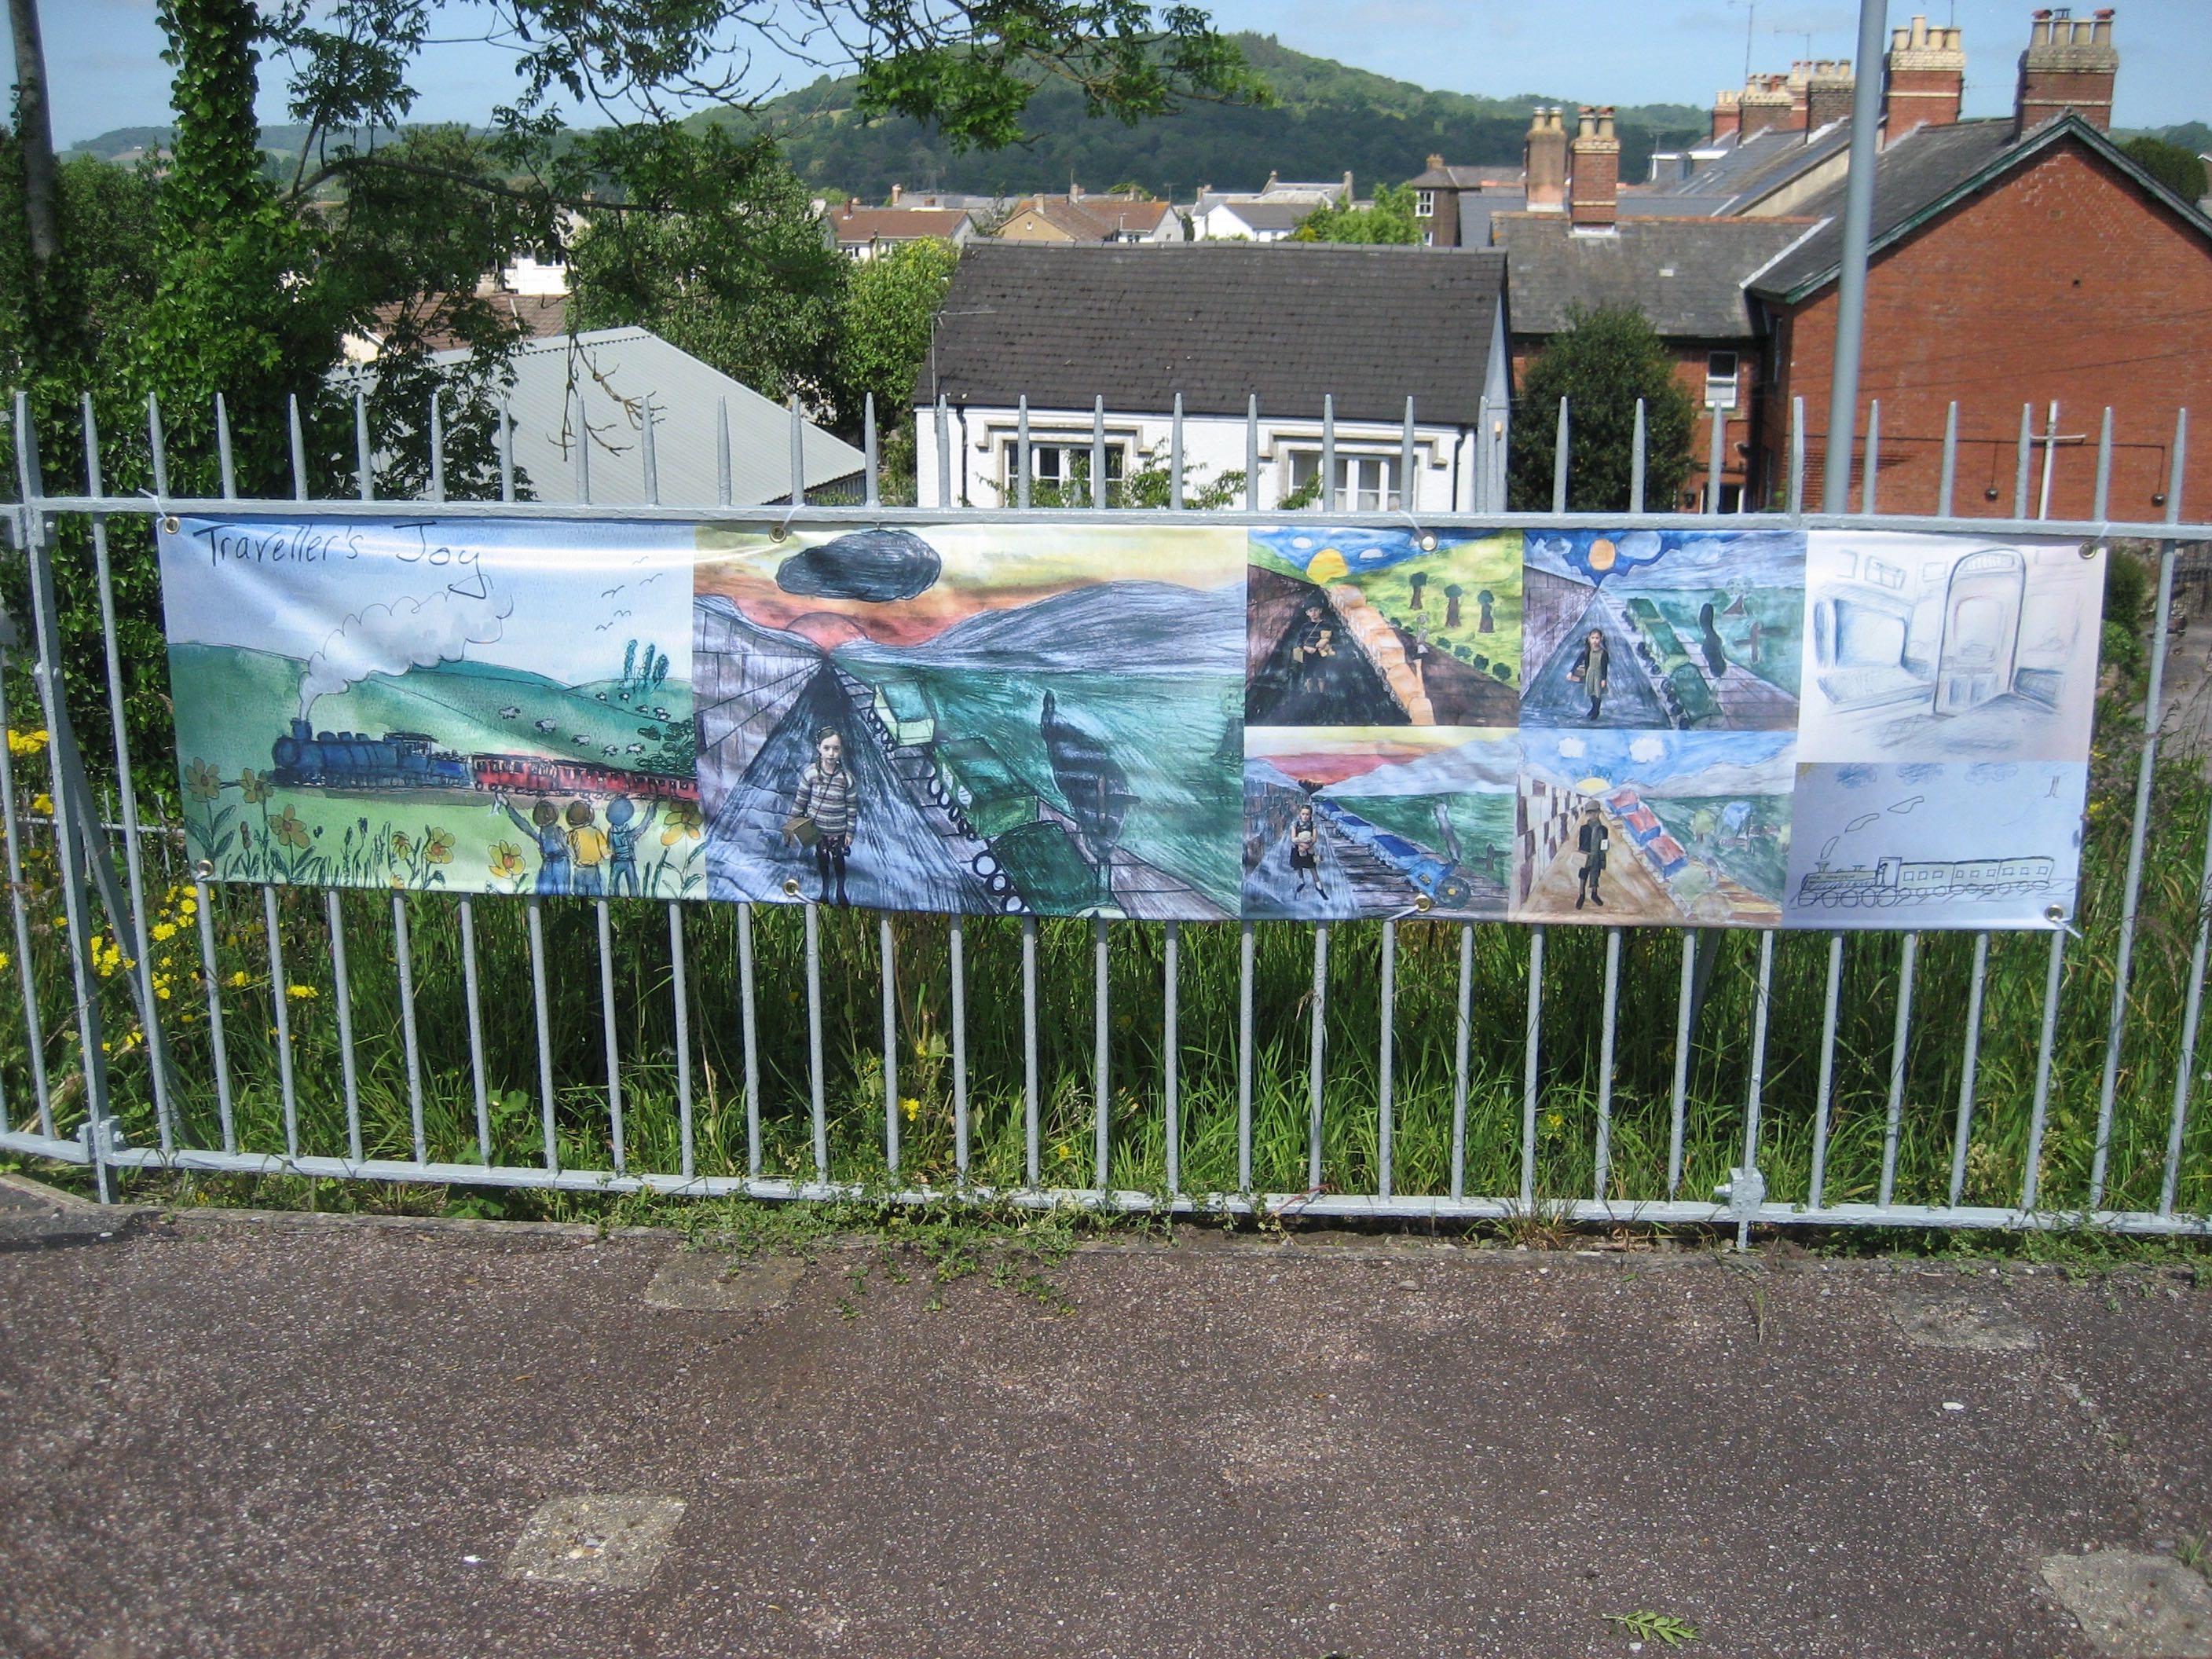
(2016, 2), (2119, 135)
(1569, 103), (1621, 228)
(1524, 104), (1569, 210)
(889, 182), (902, 204)
(1427, 152), (1445, 170)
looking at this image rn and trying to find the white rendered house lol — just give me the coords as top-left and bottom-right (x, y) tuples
(913, 242), (1511, 513)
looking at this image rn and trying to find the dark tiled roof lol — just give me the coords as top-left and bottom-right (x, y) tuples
(919, 242), (1505, 422)
(1212, 200), (1320, 233)
(1408, 162), (1502, 189)
(1747, 119), (2035, 299)
(1456, 192), (1527, 247)
(831, 207), (970, 244)
(1489, 214), (1814, 338)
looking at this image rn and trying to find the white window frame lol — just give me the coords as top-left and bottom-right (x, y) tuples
(1705, 349), (1741, 410)
(1414, 189), (1435, 218)
(1287, 449), (1403, 513)
(1000, 435), (1130, 499)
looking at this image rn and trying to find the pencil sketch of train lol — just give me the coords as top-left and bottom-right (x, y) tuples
(1793, 853), (2056, 908)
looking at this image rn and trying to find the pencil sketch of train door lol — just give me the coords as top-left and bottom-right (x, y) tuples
(1935, 549), (2023, 716)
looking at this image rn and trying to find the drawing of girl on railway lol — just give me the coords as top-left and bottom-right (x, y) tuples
(498, 795), (571, 895)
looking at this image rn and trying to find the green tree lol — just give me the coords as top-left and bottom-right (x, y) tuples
(1508, 304), (1695, 512)
(2120, 136), (2208, 203)
(1290, 180), (1420, 244)
(836, 236), (961, 493)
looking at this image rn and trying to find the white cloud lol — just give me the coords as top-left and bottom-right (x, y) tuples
(1557, 735), (1586, 758)
(1629, 734), (1665, 763)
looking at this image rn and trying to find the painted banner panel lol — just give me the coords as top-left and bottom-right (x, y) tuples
(156, 516), (2100, 928)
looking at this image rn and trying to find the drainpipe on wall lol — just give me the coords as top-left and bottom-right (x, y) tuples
(1452, 427), (1470, 511)
(956, 404), (970, 507)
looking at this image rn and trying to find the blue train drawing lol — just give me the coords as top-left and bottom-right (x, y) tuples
(1794, 854), (2055, 907)
(1313, 799), (1476, 909)
(269, 718), (698, 801)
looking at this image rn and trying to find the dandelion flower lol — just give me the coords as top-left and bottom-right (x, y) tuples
(901, 1096), (920, 1122)
(5, 727), (49, 757)
(229, 969), (251, 989)
(286, 983), (319, 1001)
(31, 792), (53, 816)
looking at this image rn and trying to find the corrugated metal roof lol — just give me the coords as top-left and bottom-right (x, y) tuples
(431, 327), (864, 506)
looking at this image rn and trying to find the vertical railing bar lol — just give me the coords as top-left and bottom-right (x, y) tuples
(788, 394), (805, 511)
(355, 390), (373, 503)
(263, 884), (299, 1161)
(1738, 931), (1775, 1249)
(1093, 918), (1110, 1191)
(2013, 401), (2034, 520)
(1475, 395), (1491, 513)
(1399, 395), (1417, 513)
(1320, 394), (1336, 515)
(326, 891), (363, 1163)
(2159, 802), (2212, 1215)
(1787, 394), (1806, 518)
(882, 915), (899, 1177)
(82, 394), (172, 1150)
(460, 898), (492, 1165)
(1244, 395), (1259, 513)
(1378, 918), (1396, 1200)
(0, 657), (51, 1134)
(573, 392), (590, 503)
(1861, 399), (1880, 515)
(2091, 425), (2178, 1209)
(1593, 927), (1621, 1203)
(2021, 928), (2067, 1213)
(670, 903), (694, 1181)
(499, 398), (515, 504)
(863, 392), (879, 508)
(1307, 922), (1328, 1192)
(1706, 394), (1724, 514)
(1551, 398), (1569, 515)
(1090, 395), (1107, 510)
(738, 903), (761, 1180)
(1021, 914), (1040, 1186)
(214, 393), (235, 499)
(595, 899), (623, 1174)
(639, 395), (658, 504)
(933, 396), (951, 510)
(1016, 395), (1031, 511)
(1947, 932), (1991, 1208)
(1520, 927), (1545, 1207)
(949, 915), (969, 1185)
(804, 900), (827, 1181)
(1667, 930), (1694, 1199)
(287, 394), (308, 502)
(393, 892), (426, 1163)
(716, 397), (732, 508)
(1879, 932), (1918, 1207)
(1237, 920), (1254, 1192)
(527, 899), (558, 1171)
(1163, 918), (1181, 1200)
(1630, 397), (1647, 514)
(1807, 932), (1844, 1210)
(194, 880), (232, 1152)
(1170, 393), (1185, 511)
(1450, 921), (1472, 1200)
(429, 390), (445, 504)
(2093, 405), (2114, 523)
(1937, 401), (1959, 516)
(147, 393), (170, 500)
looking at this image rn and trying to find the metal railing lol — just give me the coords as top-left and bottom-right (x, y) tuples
(3, 380), (2210, 1240)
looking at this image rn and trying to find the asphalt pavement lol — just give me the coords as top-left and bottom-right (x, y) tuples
(3, 1180), (2211, 1659)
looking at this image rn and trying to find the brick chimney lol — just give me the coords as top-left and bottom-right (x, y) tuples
(889, 183), (903, 205)
(2016, 7), (2119, 135)
(1805, 60), (1855, 130)
(1738, 74), (1797, 137)
(1884, 15), (1967, 130)
(1524, 107), (1569, 212)
(1785, 61), (1813, 130)
(1711, 88), (1741, 141)
(1569, 107), (1620, 229)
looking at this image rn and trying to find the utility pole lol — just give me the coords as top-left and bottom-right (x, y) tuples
(1822, 0), (1890, 515)
(7, 0), (61, 281)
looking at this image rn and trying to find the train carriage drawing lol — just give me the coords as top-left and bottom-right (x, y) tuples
(1313, 798), (1476, 910)
(1623, 598), (1722, 727)
(1794, 853), (2056, 907)
(269, 718), (698, 802)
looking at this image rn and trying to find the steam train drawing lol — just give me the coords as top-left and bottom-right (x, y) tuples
(1313, 798), (1476, 909)
(269, 718), (698, 802)
(1623, 598), (1723, 727)
(1794, 854), (2055, 908)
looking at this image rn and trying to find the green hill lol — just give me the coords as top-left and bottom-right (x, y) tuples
(722, 34), (1707, 200)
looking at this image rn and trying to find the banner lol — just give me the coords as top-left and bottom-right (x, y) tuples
(157, 516), (2100, 929)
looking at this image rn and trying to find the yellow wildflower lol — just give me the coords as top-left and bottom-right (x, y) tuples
(286, 983), (319, 1001)
(152, 921), (176, 943)
(901, 1096), (920, 1122)
(229, 969), (251, 989)
(5, 727), (49, 756)
(31, 792), (53, 816)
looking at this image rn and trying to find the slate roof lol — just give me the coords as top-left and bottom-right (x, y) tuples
(429, 327), (864, 506)
(1489, 214), (1814, 339)
(1746, 114), (2212, 301)
(1408, 162), (1501, 189)
(1005, 196), (1174, 241)
(919, 242), (1506, 423)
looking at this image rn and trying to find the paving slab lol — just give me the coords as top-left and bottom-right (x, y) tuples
(0, 1210), (2208, 1659)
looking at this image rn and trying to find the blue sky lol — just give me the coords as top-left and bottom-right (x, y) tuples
(15, 1), (2210, 148)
